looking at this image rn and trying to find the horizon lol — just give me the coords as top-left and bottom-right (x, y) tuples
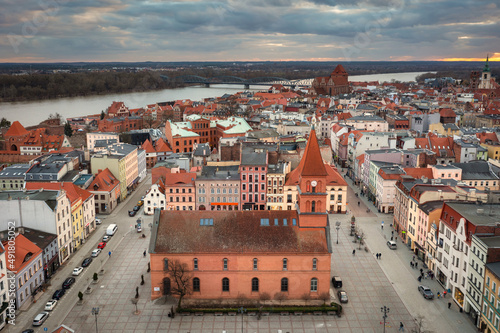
(1, 0), (499, 63)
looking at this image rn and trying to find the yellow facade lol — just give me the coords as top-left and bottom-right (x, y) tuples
(482, 143), (500, 161)
(480, 267), (500, 333)
(71, 198), (84, 250)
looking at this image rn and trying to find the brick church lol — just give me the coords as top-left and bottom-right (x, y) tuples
(149, 129), (337, 304)
(312, 64), (351, 96)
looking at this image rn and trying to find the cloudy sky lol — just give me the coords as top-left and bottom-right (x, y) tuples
(1, 0), (499, 63)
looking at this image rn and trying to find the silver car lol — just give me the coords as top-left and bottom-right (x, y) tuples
(33, 312), (49, 326)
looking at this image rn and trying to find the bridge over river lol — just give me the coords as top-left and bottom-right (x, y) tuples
(160, 75), (313, 89)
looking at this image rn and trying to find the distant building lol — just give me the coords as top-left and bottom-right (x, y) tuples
(0, 164), (30, 191)
(312, 64), (350, 96)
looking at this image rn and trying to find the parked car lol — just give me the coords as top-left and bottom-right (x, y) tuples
(72, 267), (83, 276)
(337, 290), (348, 303)
(95, 218), (102, 225)
(32, 312), (49, 326)
(98, 242), (106, 249)
(137, 200), (144, 207)
(62, 277), (75, 289)
(91, 249), (101, 257)
(22, 329), (34, 333)
(102, 235), (110, 242)
(44, 300), (58, 311)
(332, 276), (343, 288)
(82, 257), (93, 267)
(128, 210), (137, 217)
(52, 289), (66, 300)
(133, 205), (140, 212)
(418, 285), (434, 299)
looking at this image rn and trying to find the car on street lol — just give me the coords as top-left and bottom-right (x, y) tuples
(418, 285), (434, 299)
(44, 300), (58, 311)
(72, 267), (83, 276)
(22, 329), (34, 333)
(133, 205), (140, 212)
(128, 210), (137, 217)
(95, 218), (102, 225)
(32, 312), (49, 326)
(98, 242), (106, 249)
(62, 277), (75, 289)
(82, 257), (93, 267)
(332, 276), (343, 288)
(91, 249), (101, 257)
(337, 290), (348, 303)
(102, 235), (110, 242)
(137, 200), (144, 207)
(387, 240), (397, 249)
(52, 289), (66, 300)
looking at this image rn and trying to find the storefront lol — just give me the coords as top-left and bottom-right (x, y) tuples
(437, 268), (448, 288)
(454, 287), (465, 308)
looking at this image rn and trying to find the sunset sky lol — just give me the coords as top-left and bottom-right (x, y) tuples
(1, 0), (499, 63)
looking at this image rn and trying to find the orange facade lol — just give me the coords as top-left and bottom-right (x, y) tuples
(150, 252), (331, 301)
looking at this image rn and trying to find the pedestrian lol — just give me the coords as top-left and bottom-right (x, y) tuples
(443, 290), (447, 298)
(420, 268), (423, 274)
(412, 255), (415, 261)
(410, 261), (414, 268)
(448, 302), (451, 309)
(108, 251), (111, 257)
(418, 276), (422, 282)
(395, 236), (397, 242)
(391, 236), (394, 241)
(437, 292), (440, 298)
(415, 262), (418, 269)
(392, 231), (394, 236)
(143, 250), (146, 257)
(352, 249), (356, 256)
(399, 322), (405, 332)
(358, 201), (360, 206)
(375, 253), (379, 259)
(379, 253), (382, 259)
(381, 221), (384, 230)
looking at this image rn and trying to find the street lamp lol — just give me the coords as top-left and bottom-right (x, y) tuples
(91, 307), (100, 333)
(238, 307), (246, 333)
(335, 221), (341, 244)
(381, 306), (390, 333)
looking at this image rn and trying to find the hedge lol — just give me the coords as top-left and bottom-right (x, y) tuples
(177, 303), (342, 314)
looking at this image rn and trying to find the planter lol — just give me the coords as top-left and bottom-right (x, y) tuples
(92, 280), (99, 284)
(227, 312), (237, 316)
(85, 287), (93, 294)
(294, 312), (303, 316)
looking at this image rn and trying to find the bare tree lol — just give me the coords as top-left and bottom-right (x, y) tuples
(301, 293), (312, 306)
(274, 292), (288, 306)
(143, 114), (155, 128)
(259, 292), (271, 305)
(319, 292), (330, 305)
(168, 260), (192, 308)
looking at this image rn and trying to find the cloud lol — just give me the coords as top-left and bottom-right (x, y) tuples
(0, 0), (499, 61)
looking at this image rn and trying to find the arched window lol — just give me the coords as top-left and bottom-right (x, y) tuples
(193, 258), (198, 270)
(222, 278), (229, 292)
(283, 258), (288, 271)
(311, 201), (316, 213)
(312, 258), (317, 270)
(251, 278), (259, 292)
(310, 278), (318, 292)
(253, 258), (258, 270)
(193, 278), (200, 292)
(223, 258), (228, 270)
(281, 278), (288, 292)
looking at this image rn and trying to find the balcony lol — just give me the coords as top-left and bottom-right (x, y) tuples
(453, 243), (461, 252)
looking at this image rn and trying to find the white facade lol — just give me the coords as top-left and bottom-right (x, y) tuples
(86, 132), (119, 151)
(144, 184), (166, 215)
(137, 149), (147, 182)
(466, 235), (488, 327)
(81, 194), (95, 239)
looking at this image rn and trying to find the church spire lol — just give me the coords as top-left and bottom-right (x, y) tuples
(483, 55), (491, 73)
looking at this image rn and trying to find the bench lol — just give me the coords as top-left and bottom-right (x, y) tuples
(194, 312), (203, 316)
(214, 312), (223, 316)
(227, 312), (237, 316)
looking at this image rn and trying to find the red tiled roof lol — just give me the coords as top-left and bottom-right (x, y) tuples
(5, 121), (29, 137)
(295, 129), (327, 177)
(403, 167), (434, 180)
(476, 132), (499, 144)
(141, 139), (156, 154)
(439, 108), (456, 118)
(3, 234), (42, 272)
(25, 182), (85, 205)
(332, 64), (347, 75)
(415, 138), (430, 149)
(325, 164), (347, 186)
(164, 172), (196, 186)
(89, 168), (120, 193)
(155, 138), (172, 153)
(154, 210), (328, 254)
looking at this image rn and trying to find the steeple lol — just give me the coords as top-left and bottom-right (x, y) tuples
(483, 55), (491, 73)
(296, 129), (327, 177)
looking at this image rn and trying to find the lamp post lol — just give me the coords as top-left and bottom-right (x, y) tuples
(238, 307), (246, 333)
(381, 306), (390, 333)
(335, 221), (341, 244)
(91, 307), (100, 333)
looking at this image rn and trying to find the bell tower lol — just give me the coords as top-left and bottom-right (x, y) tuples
(296, 129), (329, 227)
(479, 55), (492, 89)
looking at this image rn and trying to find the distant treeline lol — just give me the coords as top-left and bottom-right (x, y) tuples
(0, 71), (184, 102)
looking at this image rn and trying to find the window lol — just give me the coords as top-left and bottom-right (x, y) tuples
(311, 278), (318, 292)
(163, 258), (169, 271)
(311, 201), (316, 212)
(223, 258), (228, 270)
(222, 278), (229, 292)
(253, 258), (258, 270)
(252, 278), (259, 292)
(194, 258), (198, 270)
(193, 278), (200, 292)
(313, 258), (317, 270)
(281, 278), (288, 292)
(283, 258), (288, 271)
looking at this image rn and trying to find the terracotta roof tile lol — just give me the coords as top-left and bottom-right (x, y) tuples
(89, 168), (120, 193)
(5, 121), (29, 137)
(295, 130), (327, 177)
(3, 234), (42, 272)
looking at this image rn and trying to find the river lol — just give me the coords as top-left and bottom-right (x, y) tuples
(0, 71), (429, 127)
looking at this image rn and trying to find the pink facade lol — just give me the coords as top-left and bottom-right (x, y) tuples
(240, 165), (268, 211)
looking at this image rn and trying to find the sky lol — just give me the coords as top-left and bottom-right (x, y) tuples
(0, 0), (499, 63)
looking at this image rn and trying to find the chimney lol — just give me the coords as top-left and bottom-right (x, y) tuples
(477, 208), (484, 215)
(18, 227), (24, 234)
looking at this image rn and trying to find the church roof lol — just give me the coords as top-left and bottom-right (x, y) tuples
(5, 121), (29, 137)
(332, 64), (347, 75)
(295, 129), (327, 177)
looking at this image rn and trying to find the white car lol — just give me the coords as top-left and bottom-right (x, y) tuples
(44, 300), (58, 311)
(102, 235), (110, 242)
(95, 218), (102, 225)
(72, 267), (83, 276)
(91, 249), (101, 257)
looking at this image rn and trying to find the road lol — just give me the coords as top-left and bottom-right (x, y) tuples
(10, 173), (152, 333)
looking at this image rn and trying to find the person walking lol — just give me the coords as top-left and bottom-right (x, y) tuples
(399, 322), (405, 332)
(108, 251), (111, 257)
(437, 292), (441, 298)
(392, 231), (394, 236)
(410, 261), (414, 268)
(143, 250), (147, 257)
(379, 253), (382, 259)
(448, 302), (451, 309)
(443, 290), (447, 298)
(352, 249), (356, 256)
(415, 262), (418, 269)
(381, 221), (384, 230)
